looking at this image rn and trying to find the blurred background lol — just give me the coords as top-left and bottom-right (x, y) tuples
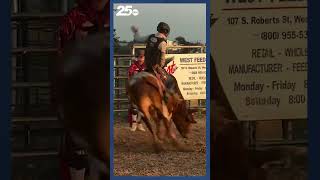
(11, 1), (78, 179)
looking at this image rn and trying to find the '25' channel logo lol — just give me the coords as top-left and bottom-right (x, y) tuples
(115, 5), (139, 16)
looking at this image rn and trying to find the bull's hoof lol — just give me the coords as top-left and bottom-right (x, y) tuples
(178, 146), (194, 152)
(157, 134), (166, 142)
(153, 143), (165, 153)
(157, 139), (164, 144)
(175, 143), (193, 152)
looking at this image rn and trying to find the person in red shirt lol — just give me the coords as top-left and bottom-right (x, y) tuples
(57, 0), (109, 50)
(127, 50), (146, 132)
(51, 1), (109, 180)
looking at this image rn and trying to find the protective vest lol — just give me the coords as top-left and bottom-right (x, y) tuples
(145, 34), (167, 70)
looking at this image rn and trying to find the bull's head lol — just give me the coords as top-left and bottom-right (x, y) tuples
(172, 101), (197, 138)
(165, 76), (197, 138)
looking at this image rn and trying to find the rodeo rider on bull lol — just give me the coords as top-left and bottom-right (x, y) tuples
(128, 22), (175, 130)
(132, 22), (173, 82)
(52, 0), (109, 180)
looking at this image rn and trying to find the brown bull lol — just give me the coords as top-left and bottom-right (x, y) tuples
(55, 33), (109, 179)
(127, 72), (197, 152)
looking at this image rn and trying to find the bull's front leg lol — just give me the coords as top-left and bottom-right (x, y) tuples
(161, 105), (190, 152)
(163, 119), (191, 152)
(141, 116), (165, 153)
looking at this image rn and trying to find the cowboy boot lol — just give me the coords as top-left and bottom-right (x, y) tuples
(151, 65), (169, 103)
(158, 67), (171, 103)
(154, 65), (167, 82)
(136, 113), (146, 132)
(130, 114), (138, 132)
(137, 122), (146, 132)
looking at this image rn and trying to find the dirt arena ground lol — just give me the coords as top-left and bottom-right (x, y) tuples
(113, 116), (207, 176)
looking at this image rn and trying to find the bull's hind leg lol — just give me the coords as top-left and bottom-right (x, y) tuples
(155, 119), (166, 142)
(143, 116), (165, 153)
(149, 106), (162, 141)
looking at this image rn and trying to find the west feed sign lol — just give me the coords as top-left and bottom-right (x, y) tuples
(165, 54), (206, 100)
(211, 1), (307, 120)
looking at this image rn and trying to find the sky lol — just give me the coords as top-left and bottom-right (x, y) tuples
(113, 3), (206, 43)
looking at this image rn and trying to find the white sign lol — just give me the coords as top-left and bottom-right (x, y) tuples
(165, 54), (206, 100)
(211, 1), (307, 120)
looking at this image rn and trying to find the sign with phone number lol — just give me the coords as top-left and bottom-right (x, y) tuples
(211, 1), (307, 120)
(165, 54), (206, 100)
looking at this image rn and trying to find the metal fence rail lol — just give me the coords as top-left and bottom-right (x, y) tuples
(12, 151), (59, 158)
(12, 117), (58, 123)
(9, 1), (79, 180)
(12, 47), (58, 54)
(11, 13), (64, 21)
(239, 119), (308, 148)
(10, 2), (66, 179)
